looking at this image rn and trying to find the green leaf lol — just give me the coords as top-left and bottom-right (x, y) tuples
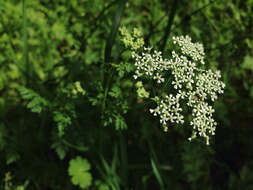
(98, 183), (110, 190)
(151, 158), (164, 189)
(18, 86), (48, 113)
(6, 151), (20, 165)
(53, 111), (72, 136)
(149, 142), (164, 190)
(52, 22), (66, 41)
(68, 156), (92, 189)
(108, 85), (121, 98)
(114, 114), (127, 130)
(241, 56), (253, 71)
(51, 141), (69, 160)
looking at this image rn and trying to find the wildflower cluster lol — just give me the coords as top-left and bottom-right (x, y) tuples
(132, 48), (166, 83)
(130, 35), (225, 145)
(150, 94), (184, 132)
(173, 35), (205, 64)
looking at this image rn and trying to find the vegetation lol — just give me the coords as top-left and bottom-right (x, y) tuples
(0, 0), (253, 189)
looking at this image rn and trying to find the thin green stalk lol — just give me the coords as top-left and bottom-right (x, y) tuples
(104, 0), (127, 63)
(102, 0), (127, 113)
(101, 69), (114, 112)
(62, 139), (89, 152)
(160, 0), (178, 51)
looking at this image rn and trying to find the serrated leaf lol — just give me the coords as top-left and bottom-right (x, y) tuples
(68, 156), (92, 189)
(27, 98), (40, 108)
(125, 63), (134, 72)
(72, 172), (92, 189)
(31, 106), (42, 113)
(108, 85), (121, 98)
(99, 183), (110, 190)
(18, 86), (48, 113)
(51, 141), (68, 160)
(56, 146), (67, 160)
(53, 111), (72, 136)
(115, 114), (127, 130)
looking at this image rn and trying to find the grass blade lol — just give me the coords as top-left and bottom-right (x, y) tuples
(104, 0), (127, 63)
(151, 158), (164, 190)
(148, 141), (165, 190)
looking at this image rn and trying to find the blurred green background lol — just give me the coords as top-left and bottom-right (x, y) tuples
(0, 0), (253, 189)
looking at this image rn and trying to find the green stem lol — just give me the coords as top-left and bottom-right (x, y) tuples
(102, 69), (114, 112)
(160, 0), (178, 51)
(62, 139), (88, 152)
(104, 0), (127, 63)
(102, 0), (127, 112)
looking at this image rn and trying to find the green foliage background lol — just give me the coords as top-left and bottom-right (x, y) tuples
(0, 0), (253, 189)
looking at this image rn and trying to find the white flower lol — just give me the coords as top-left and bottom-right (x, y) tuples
(172, 35), (205, 64)
(131, 35), (225, 145)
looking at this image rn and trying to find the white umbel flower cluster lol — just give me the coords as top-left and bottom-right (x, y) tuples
(150, 94), (184, 132)
(173, 35), (205, 64)
(132, 47), (166, 83)
(131, 35), (225, 145)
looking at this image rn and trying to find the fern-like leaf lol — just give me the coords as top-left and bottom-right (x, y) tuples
(18, 86), (48, 113)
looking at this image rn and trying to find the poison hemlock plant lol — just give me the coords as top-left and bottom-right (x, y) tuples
(68, 156), (92, 189)
(120, 28), (225, 145)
